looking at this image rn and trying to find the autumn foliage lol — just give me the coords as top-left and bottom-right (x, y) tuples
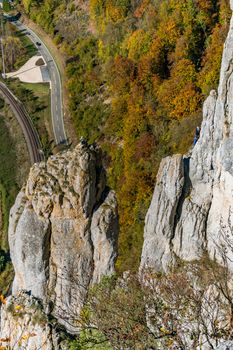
(21, 0), (231, 271)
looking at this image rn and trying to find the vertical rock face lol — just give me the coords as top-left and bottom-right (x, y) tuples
(140, 6), (233, 273)
(6, 142), (118, 338)
(141, 155), (184, 272)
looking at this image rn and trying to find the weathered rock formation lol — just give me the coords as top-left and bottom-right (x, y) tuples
(216, 341), (233, 350)
(140, 3), (233, 273)
(1, 142), (118, 347)
(1, 292), (69, 350)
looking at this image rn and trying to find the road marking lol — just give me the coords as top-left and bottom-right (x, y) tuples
(12, 21), (66, 145)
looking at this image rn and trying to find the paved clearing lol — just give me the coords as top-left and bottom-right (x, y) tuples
(6, 55), (49, 83)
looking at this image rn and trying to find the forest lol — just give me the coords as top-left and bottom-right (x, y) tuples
(19, 0), (231, 272)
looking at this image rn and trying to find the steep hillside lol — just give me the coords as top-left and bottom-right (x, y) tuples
(18, 0), (231, 271)
(1, 2), (233, 349)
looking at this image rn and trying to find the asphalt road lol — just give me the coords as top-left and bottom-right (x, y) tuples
(0, 82), (43, 164)
(12, 20), (67, 146)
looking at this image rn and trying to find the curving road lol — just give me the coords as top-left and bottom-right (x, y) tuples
(10, 19), (67, 146)
(0, 82), (43, 164)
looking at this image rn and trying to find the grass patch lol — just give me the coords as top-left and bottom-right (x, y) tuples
(22, 82), (52, 140)
(6, 79), (53, 154)
(22, 82), (50, 96)
(0, 112), (19, 249)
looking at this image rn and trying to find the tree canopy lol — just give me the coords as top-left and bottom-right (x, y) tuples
(20, 0), (231, 271)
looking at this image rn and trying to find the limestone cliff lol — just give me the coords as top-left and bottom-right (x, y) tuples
(140, 2), (233, 273)
(0, 142), (118, 348)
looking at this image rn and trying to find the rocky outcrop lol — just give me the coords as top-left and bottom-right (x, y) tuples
(141, 155), (184, 272)
(5, 142), (118, 337)
(216, 341), (233, 350)
(0, 292), (69, 350)
(140, 4), (233, 273)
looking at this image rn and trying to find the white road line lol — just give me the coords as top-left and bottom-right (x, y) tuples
(28, 30), (64, 140)
(11, 20), (67, 145)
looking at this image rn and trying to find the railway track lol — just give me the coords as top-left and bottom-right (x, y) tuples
(11, 19), (67, 145)
(0, 82), (44, 164)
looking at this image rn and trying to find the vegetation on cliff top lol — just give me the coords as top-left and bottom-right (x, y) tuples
(18, 0), (231, 271)
(69, 258), (233, 349)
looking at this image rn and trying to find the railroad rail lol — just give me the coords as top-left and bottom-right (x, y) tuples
(0, 82), (44, 164)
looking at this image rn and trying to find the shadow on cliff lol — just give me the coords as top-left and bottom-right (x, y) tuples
(173, 157), (192, 235)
